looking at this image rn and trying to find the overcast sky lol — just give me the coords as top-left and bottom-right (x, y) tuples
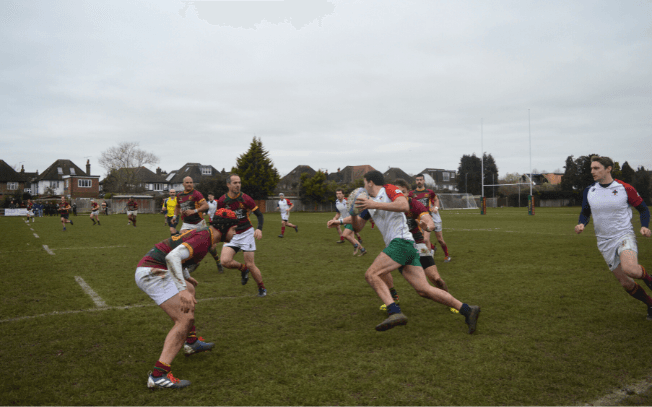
(2, 0), (651, 180)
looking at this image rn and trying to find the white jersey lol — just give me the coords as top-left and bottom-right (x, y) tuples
(365, 185), (414, 247)
(582, 180), (643, 242)
(278, 198), (292, 218)
(335, 199), (348, 219)
(207, 200), (218, 220)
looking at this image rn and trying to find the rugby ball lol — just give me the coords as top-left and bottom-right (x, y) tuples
(346, 188), (369, 216)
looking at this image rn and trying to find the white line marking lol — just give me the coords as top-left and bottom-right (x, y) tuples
(0, 290), (299, 323)
(33, 233), (39, 238)
(585, 376), (652, 406)
(0, 245), (127, 256)
(74, 276), (108, 308)
(42, 245), (55, 255)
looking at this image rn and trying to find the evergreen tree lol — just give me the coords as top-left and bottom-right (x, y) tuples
(299, 171), (330, 204)
(456, 154), (482, 195)
(634, 166), (651, 205)
(482, 153), (499, 197)
(196, 174), (229, 201)
(621, 161), (636, 184)
(612, 162), (622, 181)
(231, 137), (281, 200)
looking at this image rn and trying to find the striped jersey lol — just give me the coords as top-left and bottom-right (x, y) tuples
(217, 192), (258, 234)
(581, 180), (643, 241)
(137, 227), (214, 270)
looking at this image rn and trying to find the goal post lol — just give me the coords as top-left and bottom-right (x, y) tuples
(437, 193), (479, 210)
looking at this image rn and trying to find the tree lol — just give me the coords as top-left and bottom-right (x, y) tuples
(634, 166), (651, 205)
(560, 153), (601, 199)
(99, 142), (159, 194)
(299, 171), (330, 204)
(482, 153), (499, 197)
(231, 137), (280, 200)
(621, 161), (635, 184)
(456, 154), (482, 195)
(612, 162), (622, 181)
(196, 174), (229, 201)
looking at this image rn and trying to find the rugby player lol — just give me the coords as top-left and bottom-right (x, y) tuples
(26, 199), (35, 223)
(276, 193), (298, 238)
(101, 200), (108, 215)
(410, 174), (451, 262)
(89, 199), (101, 225)
(332, 189), (366, 255)
(206, 193), (218, 222)
(126, 197), (138, 227)
(162, 189), (179, 236)
(327, 171), (480, 333)
(575, 156), (652, 319)
(58, 197), (73, 231)
(136, 208), (239, 389)
(217, 174), (267, 297)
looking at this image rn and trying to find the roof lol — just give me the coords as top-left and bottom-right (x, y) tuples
(39, 159), (87, 181)
(333, 165), (376, 184)
(0, 160), (24, 182)
(383, 167), (414, 184)
(275, 165), (316, 193)
(168, 163), (221, 184)
(127, 167), (168, 183)
(543, 173), (563, 185)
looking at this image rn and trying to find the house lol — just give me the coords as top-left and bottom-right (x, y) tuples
(0, 160), (26, 200)
(275, 165), (316, 195)
(383, 167), (414, 185)
(418, 168), (458, 191)
(328, 165), (376, 184)
(167, 163), (222, 191)
(35, 159), (100, 199)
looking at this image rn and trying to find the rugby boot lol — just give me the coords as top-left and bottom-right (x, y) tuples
(147, 371), (191, 389)
(375, 312), (408, 331)
(465, 305), (481, 334)
(184, 337), (215, 356)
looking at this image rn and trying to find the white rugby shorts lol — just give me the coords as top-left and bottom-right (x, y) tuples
(225, 227), (256, 252)
(180, 219), (207, 231)
(433, 222), (443, 232)
(598, 234), (638, 272)
(135, 267), (178, 305)
(127, 210), (138, 216)
(281, 214), (289, 221)
(415, 242), (434, 257)
(91, 210), (99, 216)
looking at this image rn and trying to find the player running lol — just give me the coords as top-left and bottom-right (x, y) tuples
(26, 199), (35, 223)
(327, 171), (480, 333)
(126, 197), (138, 227)
(58, 197), (73, 231)
(206, 193), (218, 222)
(136, 208), (239, 389)
(410, 174), (451, 262)
(276, 193), (298, 238)
(89, 199), (101, 225)
(217, 174), (267, 297)
(162, 189), (179, 236)
(575, 155), (652, 319)
(332, 189), (366, 255)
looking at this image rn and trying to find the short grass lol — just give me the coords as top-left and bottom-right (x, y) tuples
(1, 208), (651, 405)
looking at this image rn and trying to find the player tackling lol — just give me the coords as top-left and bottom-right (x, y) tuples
(575, 156), (652, 319)
(327, 171), (480, 333)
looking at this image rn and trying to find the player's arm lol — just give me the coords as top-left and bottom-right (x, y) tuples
(165, 245), (198, 313)
(287, 201), (293, 212)
(431, 195), (440, 214)
(253, 208), (264, 239)
(418, 213), (436, 232)
(575, 187), (592, 234)
(195, 200), (209, 216)
(634, 201), (651, 237)
(357, 195), (409, 213)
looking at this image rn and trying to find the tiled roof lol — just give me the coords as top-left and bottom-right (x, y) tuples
(39, 159), (87, 181)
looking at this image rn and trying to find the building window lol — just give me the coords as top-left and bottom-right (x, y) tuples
(70, 168), (76, 175)
(78, 179), (92, 188)
(57, 167), (63, 175)
(50, 181), (59, 189)
(65, 179), (69, 188)
(201, 166), (212, 176)
(451, 172), (456, 179)
(442, 172), (450, 182)
(7, 182), (18, 190)
(153, 183), (164, 191)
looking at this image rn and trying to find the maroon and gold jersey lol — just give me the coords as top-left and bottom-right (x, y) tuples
(137, 227), (214, 270)
(27, 202), (33, 210)
(217, 192), (257, 234)
(177, 189), (206, 225)
(406, 197), (429, 244)
(58, 201), (70, 215)
(409, 188), (436, 211)
(127, 200), (139, 211)
(91, 202), (99, 211)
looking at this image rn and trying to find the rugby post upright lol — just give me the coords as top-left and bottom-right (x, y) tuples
(480, 119), (486, 215)
(528, 109), (534, 215)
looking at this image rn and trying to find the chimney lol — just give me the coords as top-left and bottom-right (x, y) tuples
(86, 160), (91, 175)
(21, 165), (25, 173)
(157, 167), (161, 176)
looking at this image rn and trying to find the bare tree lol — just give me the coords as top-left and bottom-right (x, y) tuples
(99, 142), (159, 194)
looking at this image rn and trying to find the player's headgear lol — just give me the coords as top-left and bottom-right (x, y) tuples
(279, 193), (284, 197)
(210, 208), (239, 241)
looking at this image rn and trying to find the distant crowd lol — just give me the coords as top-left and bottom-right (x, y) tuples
(5, 199), (79, 216)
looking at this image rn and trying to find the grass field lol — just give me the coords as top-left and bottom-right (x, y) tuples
(1, 207), (651, 405)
